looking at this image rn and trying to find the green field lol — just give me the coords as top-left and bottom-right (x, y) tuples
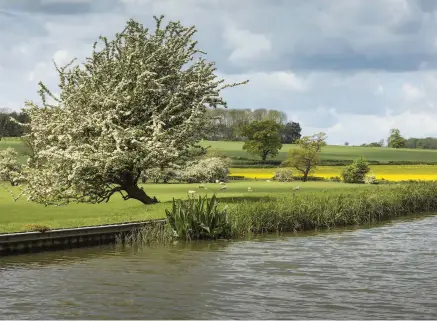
(0, 181), (377, 233)
(3, 137), (437, 164)
(201, 140), (437, 163)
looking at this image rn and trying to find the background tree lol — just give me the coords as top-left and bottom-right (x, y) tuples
(280, 121), (302, 144)
(241, 120), (282, 161)
(282, 132), (327, 182)
(387, 128), (406, 148)
(341, 156), (370, 183)
(344, 141), (349, 146)
(13, 16), (247, 206)
(0, 148), (22, 186)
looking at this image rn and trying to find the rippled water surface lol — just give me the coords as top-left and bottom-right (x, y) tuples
(1, 215), (437, 319)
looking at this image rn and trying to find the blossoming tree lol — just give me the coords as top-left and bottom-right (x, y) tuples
(14, 16), (247, 205)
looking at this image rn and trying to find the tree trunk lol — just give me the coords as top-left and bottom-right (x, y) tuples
(262, 151), (268, 161)
(124, 184), (159, 205)
(302, 168), (310, 182)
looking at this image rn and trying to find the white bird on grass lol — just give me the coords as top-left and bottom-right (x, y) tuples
(248, 187), (253, 192)
(220, 185), (227, 190)
(219, 181), (225, 185)
(188, 190), (196, 195)
(293, 186), (300, 191)
(266, 180), (271, 182)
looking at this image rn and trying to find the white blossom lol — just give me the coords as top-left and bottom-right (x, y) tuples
(11, 16), (247, 205)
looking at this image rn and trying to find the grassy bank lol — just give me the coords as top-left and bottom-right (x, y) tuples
(228, 182), (437, 237)
(125, 181), (437, 245)
(0, 181), (378, 233)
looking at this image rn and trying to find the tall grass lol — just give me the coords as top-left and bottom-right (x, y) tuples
(229, 182), (437, 237)
(117, 182), (437, 246)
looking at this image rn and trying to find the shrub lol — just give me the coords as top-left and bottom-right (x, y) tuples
(329, 176), (342, 182)
(294, 175), (326, 181)
(165, 194), (231, 240)
(227, 175), (246, 180)
(342, 156), (370, 183)
(365, 174), (378, 184)
(0, 148), (22, 186)
(273, 168), (294, 182)
(178, 157), (231, 183)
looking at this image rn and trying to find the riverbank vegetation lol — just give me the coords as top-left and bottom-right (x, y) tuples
(123, 181), (437, 244)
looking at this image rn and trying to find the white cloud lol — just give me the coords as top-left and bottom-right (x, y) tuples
(53, 50), (71, 66)
(223, 26), (272, 65)
(402, 83), (424, 100)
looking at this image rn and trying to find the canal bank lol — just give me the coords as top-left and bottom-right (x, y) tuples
(0, 219), (165, 256)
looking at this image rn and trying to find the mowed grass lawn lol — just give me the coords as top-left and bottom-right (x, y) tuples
(201, 140), (437, 162)
(0, 181), (379, 234)
(230, 165), (437, 181)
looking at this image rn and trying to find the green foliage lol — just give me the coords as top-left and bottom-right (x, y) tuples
(388, 128), (406, 148)
(342, 156), (371, 183)
(280, 121), (301, 144)
(242, 120), (283, 161)
(0, 111), (30, 138)
(273, 168), (294, 182)
(165, 194), (231, 240)
(205, 108), (289, 141)
(361, 139), (384, 148)
(282, 132), (327, 182)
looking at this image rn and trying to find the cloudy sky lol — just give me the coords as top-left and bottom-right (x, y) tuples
(1, 0), (437, 145)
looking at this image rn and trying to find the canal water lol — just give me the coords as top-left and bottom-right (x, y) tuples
(1, 215), (437, 319)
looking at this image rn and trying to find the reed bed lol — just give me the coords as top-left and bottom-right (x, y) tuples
(228, 182), (437, 237)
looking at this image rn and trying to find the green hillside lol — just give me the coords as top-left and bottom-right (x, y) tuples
(2, 137), (437, 164)
(200, 140), (437, 163)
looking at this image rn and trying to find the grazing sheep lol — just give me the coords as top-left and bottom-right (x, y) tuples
(247, 187), (253, 192)
(266, 180), (271, 182)
(293, 186), (300, 191)
(219, 181), (225, 185)
(220, 185), (227, 190)
(198, 184), (205, 189)
(188, 190), (196, 194)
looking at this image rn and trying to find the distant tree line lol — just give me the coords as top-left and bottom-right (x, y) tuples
(0, 109), (30, 139)
(356, 128), (437, 149)
(206, 108), (302, 144)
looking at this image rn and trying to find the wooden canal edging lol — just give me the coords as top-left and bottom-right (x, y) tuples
(0, 219), (166, 256)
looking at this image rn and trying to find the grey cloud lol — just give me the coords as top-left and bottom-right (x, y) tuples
(0, 0), (120, 15)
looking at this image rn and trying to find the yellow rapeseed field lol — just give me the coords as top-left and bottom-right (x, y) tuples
(229, 165), (437, 181)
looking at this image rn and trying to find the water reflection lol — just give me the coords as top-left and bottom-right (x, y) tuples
(1, 214), (437, 319)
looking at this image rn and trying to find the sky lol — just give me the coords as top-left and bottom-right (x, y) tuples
(1, 0), (437, 145)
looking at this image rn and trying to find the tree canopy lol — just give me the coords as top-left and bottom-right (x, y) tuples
(11, 16), (247, 205)
(387, 128), (406, 148)
(283, 132), (327, 182)
(280, 121), (301, 144)
(241, 120), (282, 161)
